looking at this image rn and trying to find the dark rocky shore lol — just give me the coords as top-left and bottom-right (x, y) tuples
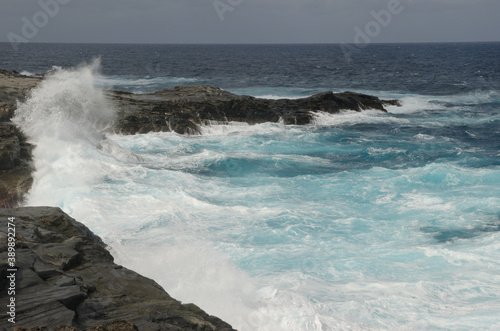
(0, 207), (235, 330)
(0, 69), (400, 330)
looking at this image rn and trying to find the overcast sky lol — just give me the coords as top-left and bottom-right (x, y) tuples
(1, 0), (499, 44)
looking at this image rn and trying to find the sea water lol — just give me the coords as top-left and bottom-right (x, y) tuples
(3, 43), (500, 330)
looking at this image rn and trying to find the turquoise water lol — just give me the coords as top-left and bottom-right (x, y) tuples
(7, 43), (500, 330)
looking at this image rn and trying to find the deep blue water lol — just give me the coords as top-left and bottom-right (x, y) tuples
(2, 42), (500, 94)
(3, 42), (500, 330)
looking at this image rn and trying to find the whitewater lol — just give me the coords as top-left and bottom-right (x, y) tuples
(9, 46), (500, 329)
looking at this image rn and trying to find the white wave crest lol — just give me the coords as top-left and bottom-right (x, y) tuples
(312, 110), (409, 126)
(386, 96), (442, 114)
(14, 58), (115, 146)
(12, 59), (124, 206)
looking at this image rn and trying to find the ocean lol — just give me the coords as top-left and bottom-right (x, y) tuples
(1, 42), (500, 330)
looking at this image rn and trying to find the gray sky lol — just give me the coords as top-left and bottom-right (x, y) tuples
(1, 0), (499, 44)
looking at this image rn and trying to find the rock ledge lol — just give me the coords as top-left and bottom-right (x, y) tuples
(0, 207), (235, 331)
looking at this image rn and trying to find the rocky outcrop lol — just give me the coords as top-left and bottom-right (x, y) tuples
(0, 70), (40, 122)
(0, 207), (235, 330)
(0, 124), (34, 208)
(0, 70), (39, 208)
(112, 86), (401, 135)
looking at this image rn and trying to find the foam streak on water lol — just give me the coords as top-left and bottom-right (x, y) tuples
(13, 63), (500, 330)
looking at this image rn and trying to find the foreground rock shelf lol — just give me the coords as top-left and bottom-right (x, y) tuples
(0, 207), (235, 330)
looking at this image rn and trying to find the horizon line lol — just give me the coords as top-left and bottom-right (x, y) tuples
(1, 40), (499, 46)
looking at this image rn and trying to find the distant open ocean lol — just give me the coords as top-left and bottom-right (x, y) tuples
(1, 42), (500, 330)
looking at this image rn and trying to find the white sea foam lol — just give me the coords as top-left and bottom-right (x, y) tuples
(14, 59), (115, 147)
(198, 120), (290, 136)
(256, 94), (304, 100)
(227, 87), (318, 99)
(386, 90), (500, 115)
(311, 109), (409, 126)
(386, 95), (442, 114)
(367, 147), (406, 155)
(438, 90), (500, 105)
(20, 70), (35, 77)
(415, 133), (435, 140)
(12, 60), (118, 206)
